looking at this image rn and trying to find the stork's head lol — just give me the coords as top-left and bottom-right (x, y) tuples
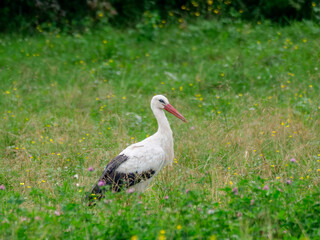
(151, 95), (187, 122)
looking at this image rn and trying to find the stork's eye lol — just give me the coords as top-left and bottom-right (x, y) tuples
(159, 99), (165, 104)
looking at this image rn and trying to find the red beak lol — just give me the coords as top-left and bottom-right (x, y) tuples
(164, 104), (187, 122)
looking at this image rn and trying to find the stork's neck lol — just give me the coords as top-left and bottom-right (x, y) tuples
(152, 108), (172, 134)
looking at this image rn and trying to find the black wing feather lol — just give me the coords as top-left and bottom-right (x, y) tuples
(87, 154), (156, 202)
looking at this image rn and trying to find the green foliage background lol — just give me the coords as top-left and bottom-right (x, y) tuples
(1, 0), (319, 32)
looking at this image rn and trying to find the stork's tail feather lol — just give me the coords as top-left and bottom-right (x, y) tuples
(85, 183), (106, 206)
(85, 154), (129, 206)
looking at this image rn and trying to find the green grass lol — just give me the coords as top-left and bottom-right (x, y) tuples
(1, 19), (320, 239)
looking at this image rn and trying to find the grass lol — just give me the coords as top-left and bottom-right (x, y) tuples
(1, 19), (320, 239)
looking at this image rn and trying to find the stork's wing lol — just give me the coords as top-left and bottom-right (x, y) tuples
(94, 153), (157, 192)
(88, 146), (165, 201)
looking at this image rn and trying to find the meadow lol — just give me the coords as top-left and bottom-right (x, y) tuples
(1, 19), (320, 239)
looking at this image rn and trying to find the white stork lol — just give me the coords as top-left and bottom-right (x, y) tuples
(88, 94), (187, 201)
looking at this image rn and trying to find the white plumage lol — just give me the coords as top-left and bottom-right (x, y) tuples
(88, 94), (187, 200)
